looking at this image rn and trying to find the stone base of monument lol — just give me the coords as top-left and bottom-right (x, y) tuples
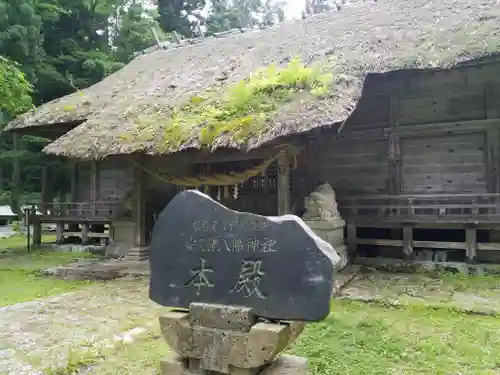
(162, 354), (307, 375)
(303, 219), (348, 270)
(125, 246), (149, 261)
(159, 303), (308, 375)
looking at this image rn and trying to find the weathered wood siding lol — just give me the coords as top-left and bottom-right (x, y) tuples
(400, 133), (487, 194)
(98, 159), (134, 200)
(74, 160), (134, 202)
(76, 163), (91, 201)
(398, 86), (486, 126)
(309, 136), (389, 197)
(311, 61), (500, 202)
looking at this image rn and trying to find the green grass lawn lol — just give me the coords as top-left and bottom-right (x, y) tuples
(80, 298), (500, 375)
(292, 300), (500, 375)
(0, 234), (98, 306)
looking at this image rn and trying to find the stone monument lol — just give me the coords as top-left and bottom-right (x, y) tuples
(149, 190), (340, 375)
(302, 183), (348, 270)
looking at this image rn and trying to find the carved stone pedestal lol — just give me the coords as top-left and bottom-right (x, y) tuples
(159, 303), (308, 375)
(303, 219), (347, 270)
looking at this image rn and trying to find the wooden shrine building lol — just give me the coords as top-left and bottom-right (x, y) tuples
(5, 0), (500, 265)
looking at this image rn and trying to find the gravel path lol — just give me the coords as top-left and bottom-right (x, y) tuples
(0, 278), (164, 375)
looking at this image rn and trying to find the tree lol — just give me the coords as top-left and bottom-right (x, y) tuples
(205, 0), (284, 35)
(0, 57), (33, 121)
(157, 0), (206, 37)
(305, 0), (330, 14)
(114, 3), (162, 62)
(0, 0), (44, 84)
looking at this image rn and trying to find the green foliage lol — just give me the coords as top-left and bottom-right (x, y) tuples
(133, 57), (332, 151)
(113, 4), (163, 62)
(205, 0), (285, 35)
(0, 0), (166, 199)
(0, 0), (288, 199)
(157, 0), (206, 37)
(0, 56), (33, 119)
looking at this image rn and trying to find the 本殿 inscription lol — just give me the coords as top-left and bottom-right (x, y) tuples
(149, 190), (339, 321)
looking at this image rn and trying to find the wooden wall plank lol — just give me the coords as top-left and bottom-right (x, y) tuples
(277, 152), (291, 215)
(485, 83), (500, 193)
(399, 90), (485, 126)
(11, 133), (20, 214)
(401, 133), (487, 194)
(98, 159), (134, 200)
(363, 62), (500, 95)
(344, 94), (390, 129)
(76, 163), (91, 201)
(314, 138), (389, 196)
(486, 129), (499, 193)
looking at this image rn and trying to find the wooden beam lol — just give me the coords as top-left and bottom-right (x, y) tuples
(388, 135), (401, 194)
(56, 222), (65, 245)
(403, 225), (413, 256)
(144, 145), (289, 168)
(70, 162), (78, 201)
(133, 164), (147, 247)
(90, 161), (98, 215)
(486, 128), (499, 193)
(355, 238), (403, 247)
(332, 119), (500, 141)
(388, 94), (401, 195)
(33, 220), (42, 245)
(485, 84), (500, 195)
(484, 83), (498, 119)
(465, 228), (477, 261)
(277, 152), (290, 215)
(11, 133), (20, 214)
(81, 223), (90, 245)
(40, 166), (49, 215)
(477, 242), (500, 251)
(355, 238), (471, 251)
(362, 62), (500, 95)
(347, 224), (357, 254)
(384, 118), (500, 137)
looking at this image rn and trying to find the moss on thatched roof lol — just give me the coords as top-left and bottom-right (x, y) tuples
(7, 0), (500, 159)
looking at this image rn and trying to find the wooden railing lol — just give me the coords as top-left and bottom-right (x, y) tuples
(338, 193), (500, 224)
(28, 200), (123, 219)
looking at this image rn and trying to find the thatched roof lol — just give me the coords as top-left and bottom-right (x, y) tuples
(8, 0), (500, 160)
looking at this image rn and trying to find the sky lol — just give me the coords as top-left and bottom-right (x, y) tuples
(282, 0), (307, 19)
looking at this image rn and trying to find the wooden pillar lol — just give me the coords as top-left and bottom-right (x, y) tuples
(70, 162), (78, 201)
(127, 163), (149, 261)
(347, 223), (357, 256)
(33, 220), (42, 245)
(81, 223), (90, 245)
(134, 165), (147, 247)
(107, 223), (115, 246)
(402, 225), (414, 258)
(56, 222), (65, 245)
(90, 161), (98, 216)
(465, 227), (477, 262)
(11, 133), (21, 214)
(388, 94), (401, 196)
(486, 128), (500, 194)
(69, 163), (79, 231)
(41, 166), (49, 215)
(277, 151), (291, 215)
